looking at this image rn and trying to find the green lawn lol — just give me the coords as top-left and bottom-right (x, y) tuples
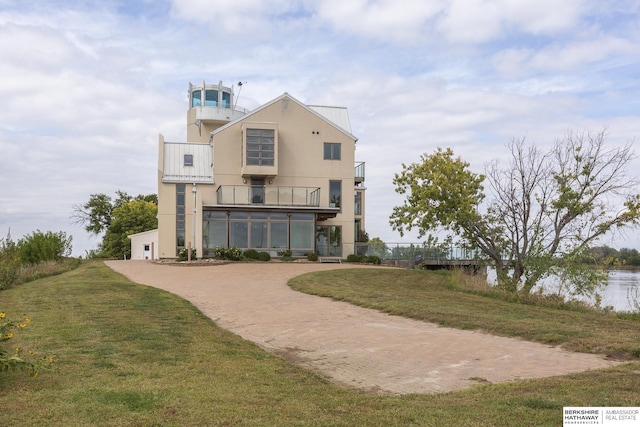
(289, 268), (640, 359)
(0, 261), (638, 426)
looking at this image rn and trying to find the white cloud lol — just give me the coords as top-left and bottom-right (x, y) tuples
(436, 0), (504, 44)
(501, 0), (584, 35)
(437, 0), (585, 44)
(314, 0), (586, 45)
(0, 1), (639, 254)
(170, 0), (311, 34)
(315, 0), (444, 44)
(0, 23), (76, 68)
(529, 36), (639, 71)
(493, 34), (640, 79)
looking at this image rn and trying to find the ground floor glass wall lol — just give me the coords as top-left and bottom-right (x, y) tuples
(315, 225), (342, 257)
(203, 210), (319, 257)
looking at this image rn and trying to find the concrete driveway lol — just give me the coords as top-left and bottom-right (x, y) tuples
(105, 260), (618, 395)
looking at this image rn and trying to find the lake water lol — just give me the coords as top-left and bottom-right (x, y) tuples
(487, 269), (640, 312)
(601, 270), (640, 312)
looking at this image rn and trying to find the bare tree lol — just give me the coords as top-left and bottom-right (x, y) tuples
(391, 129), (640, 294)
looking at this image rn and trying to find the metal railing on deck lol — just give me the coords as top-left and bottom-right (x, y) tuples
(354, 242), (480, 261)
(355, 161), (365, 182)
(216, 185), (320, 207)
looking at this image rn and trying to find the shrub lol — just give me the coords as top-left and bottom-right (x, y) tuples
(1, 231), (80, 290)
(0, 261), (19, 291)
(17, 230), (72, 264)
(17, 259), (80, 283)
(367, 255), (381, 265)
(177, 248), (197, 261)
(84, 248), (109, 259)
(243, 249), (260, 260)
(347, 254), (364, 263)
(258, 252), (271, 261)
(213, 247), (243, 261)
(346, 254), (381, 264)
(278, 249), (294, 261)
(307, 252), (318, 262)
(1, 233), (20, 290)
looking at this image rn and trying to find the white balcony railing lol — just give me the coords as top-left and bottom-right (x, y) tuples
(195, 105), (250, 123)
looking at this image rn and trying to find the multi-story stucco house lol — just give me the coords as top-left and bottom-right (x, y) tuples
(153, 81), (365, 260)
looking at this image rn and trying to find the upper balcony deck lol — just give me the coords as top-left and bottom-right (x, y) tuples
(194, 104), (250, 124)
(216, 185), (321, 207)
(355, 161), (365, 184)
(189, 81), (249, 126)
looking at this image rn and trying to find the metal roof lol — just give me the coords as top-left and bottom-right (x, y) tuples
(308, 105), (352, 134)
(212, 93), (357, 142)
(162, 142), (214, 183)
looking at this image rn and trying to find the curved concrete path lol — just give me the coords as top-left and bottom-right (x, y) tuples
(105, 261), (618, 395)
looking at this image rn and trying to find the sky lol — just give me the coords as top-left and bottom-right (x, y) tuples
(1, 0), (640, 256)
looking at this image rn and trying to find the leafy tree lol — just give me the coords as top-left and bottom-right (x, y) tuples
(71, 190), (133, 235)
(17, 230), (72, 264)
(366, 237), (387, 258)
(72, 190), (157, 258)
(101, 200), (158, 259)
(618, 248), (640, 266)
(390, 130), (640, 295)
(583, 246), (640, 267)
(356, 229), (369, 243)
(585, 246), (620, 265)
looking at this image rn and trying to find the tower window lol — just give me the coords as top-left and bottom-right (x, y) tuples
(191, 90), (201, 108)
(222, 91), (231, 108)
(205, 90), (218, 107)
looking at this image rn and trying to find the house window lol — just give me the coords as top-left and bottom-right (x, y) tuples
(270, 214), (288, 251)
(251, 178), (265, 204)
(176, 184), (186, 253)
(324, 143), (341, 160)
(329, 180), (342, 209)
(229, 212), (249, 248)
(246, 129), (275, 166)
(201, 211), (312, 257)
(250, 212), (269, 249)
(316, 225), (342, 257)
(290, 213), (314, 256)
(354, 191), (362, 215)
(184, 154), (193, 166)
(202, 211), (228, 257)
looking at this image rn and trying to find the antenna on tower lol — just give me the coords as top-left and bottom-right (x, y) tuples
(234, 81), (246, 110)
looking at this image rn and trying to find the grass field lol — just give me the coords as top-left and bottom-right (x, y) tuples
(1, 261), (639, 426)
(289, 268), (640, 359)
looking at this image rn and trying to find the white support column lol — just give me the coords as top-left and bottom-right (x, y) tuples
(192, 183), (197, 259)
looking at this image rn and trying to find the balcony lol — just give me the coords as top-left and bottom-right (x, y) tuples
(195, 104), (249, 125)
(355, 161), (365, 184)
(189, 81), (250, 125)
(217, 185), (321, 207)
